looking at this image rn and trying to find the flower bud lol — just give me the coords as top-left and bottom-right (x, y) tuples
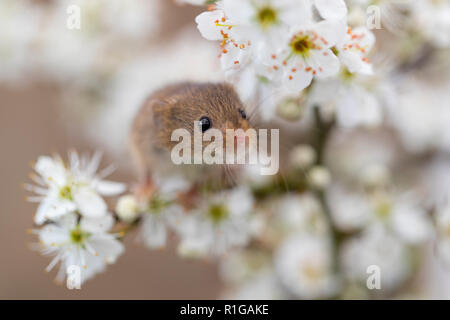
(308, 166), (331, 189)
(116, 195), (139, 223)
(361, 164), (390, 188)
(290, 145), (317, 169)
(277, 98), (305, 121)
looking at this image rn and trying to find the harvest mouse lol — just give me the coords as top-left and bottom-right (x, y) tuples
(130, 82), (252, 187)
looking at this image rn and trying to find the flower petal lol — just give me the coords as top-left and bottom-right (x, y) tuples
(81, 214), (115, 233)
(284, 67), (313, 92)
(73, 187), (107, 218)
(35, 195), (76, 224)
(309, 49), (340, 78)
(87, 234), (124, 264)
(35, 156), (67, 186)
(310, 19), (346, 47)
(141, 215), (167, 249)
(314, 0), (347, 21)
(94, 180), (126, 196)
(39, 224), (70, 246)
(195, 10), (225, 41)
(339, 51), (373, 75)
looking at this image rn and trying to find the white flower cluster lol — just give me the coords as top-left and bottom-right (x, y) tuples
(27, 154), (258, 284)
(193, 0), (375, 120)
(115, 178), (256, 257)
(26, 152), (126, 284)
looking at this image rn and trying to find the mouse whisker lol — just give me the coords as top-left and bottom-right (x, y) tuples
(224, 164), (238, 187)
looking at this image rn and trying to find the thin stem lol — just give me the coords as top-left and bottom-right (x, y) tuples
(312, 105), (341, 274)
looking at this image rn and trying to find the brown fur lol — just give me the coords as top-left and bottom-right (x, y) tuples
(130, 82), (250, 180)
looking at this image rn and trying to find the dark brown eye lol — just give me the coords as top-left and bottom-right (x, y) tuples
(238, 108), (247, 119)
(199, 116), (211, 132)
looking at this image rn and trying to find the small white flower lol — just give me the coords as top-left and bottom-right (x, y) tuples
(389, 196), (432, 245)
(195, 7), (252, 72)
(289, 144), (317, 169)
(386, 77), (450, 153)
(335, 26), (375, 75)
(275, 234), (339, 299)
(277, 193), (327, 235)
(177, 187), (254, 256)
(137, 175), (190, 249)
(34, 213), (124, 284)
(326, 183), (372, 232)
(369, 192), (431, 246)
(340, 225), (412, 292)
(220, 0), (313, 47)
(26, 152), (126, 224)
(261, 19), (346, 92)
(307, 72), (382, 128)
(327, 184), (432, 243)
(313, 0), (348, 21)
(413, 0), (450, 48)
(308, 165), (332, 189)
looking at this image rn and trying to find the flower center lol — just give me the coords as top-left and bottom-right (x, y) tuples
(301, 260), (325, 283)
(208, 203), (229, 224)
(257, 6), (277, 28)
(59, 185), (73, 201)
(290, 35), (314, 59)
(148, 195), (169, 214)
(70, 227), (89, 245)
(375, 201), (391, 220)
(340, 67), (355, 82)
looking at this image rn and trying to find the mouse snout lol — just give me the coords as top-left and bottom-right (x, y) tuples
(240, 119), (251, 131)
(235, 135), (246, 145)
(223, 119), (251, 131)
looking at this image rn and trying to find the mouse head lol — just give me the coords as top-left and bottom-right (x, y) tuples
(159, 83), (251, 149)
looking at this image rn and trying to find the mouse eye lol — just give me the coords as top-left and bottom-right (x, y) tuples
(238, 108), (247, 119)
(199, 116), (212, 132)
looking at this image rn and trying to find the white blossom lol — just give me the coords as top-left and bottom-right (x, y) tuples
(340, 225), (412, 292)
(386, 76), (450, 153)
(289, 144), (317, 169)
(26, 152), (125, 224)
(275, 234), (339, 299)
(327, 184), (432, 243)
(335, 26), (375, 75)
(277, 193), (327, 235)
(260, 19), (346, 92)
(137, 175), (190, 249)
(34, 213), (124, 284)
(413, 0), (450, 48)
(177, 187), (254, 256)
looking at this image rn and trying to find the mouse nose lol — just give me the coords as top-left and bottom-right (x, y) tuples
(241, 119), (250, 130)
